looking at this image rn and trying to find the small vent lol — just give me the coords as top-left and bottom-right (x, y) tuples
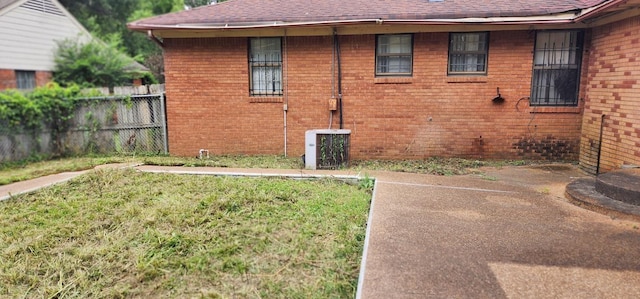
(21, 0), (65, 16)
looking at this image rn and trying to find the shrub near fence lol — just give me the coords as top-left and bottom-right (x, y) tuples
(0, 84), (167, 163)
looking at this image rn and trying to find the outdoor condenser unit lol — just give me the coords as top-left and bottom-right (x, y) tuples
(305, 129), (351, 170)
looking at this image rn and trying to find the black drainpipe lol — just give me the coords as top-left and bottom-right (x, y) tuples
(334, 30), (344, 129)
(596, 114), (606, 175)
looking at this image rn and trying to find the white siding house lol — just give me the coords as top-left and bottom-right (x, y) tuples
(0, 0), (90, 89)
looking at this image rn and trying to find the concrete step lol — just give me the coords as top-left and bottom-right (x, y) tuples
(595, 168), (640, 205)
(566, 176), (640, 222)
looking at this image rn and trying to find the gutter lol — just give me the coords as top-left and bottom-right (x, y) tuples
(574, 0), (627, 23)
(128, 12), (582, 31)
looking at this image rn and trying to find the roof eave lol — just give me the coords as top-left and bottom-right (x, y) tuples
(574, 0), (627, 22)
(128, 12), (581, 32)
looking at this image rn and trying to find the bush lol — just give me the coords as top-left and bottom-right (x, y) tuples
(53, 37), (150, 90)
(0, 83), (95, 154)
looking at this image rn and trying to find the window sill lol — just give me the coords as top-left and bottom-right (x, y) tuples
(249, 97), (283, 103)
(374, 77), (413, 84)
(530, 106), (581, 114)
(446, 76), (487, 83)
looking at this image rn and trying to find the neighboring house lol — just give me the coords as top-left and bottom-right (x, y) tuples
(128, 0), (640, 174)
(0, 0), (149, 91)
(0, 0), (90, 90)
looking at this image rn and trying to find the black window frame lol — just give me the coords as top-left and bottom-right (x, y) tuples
(248, 37), (283, 97)
(530, 30), (584, 107)
(447, 32), (489, 75)
(375, 34), (414, 77)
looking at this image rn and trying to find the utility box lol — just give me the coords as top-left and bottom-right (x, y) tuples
(305, 129), (351, 170)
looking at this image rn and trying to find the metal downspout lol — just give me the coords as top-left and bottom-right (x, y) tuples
(283, 30), (289, 157)
(147, 30), (164, 47)
(334, 30), (343, 129)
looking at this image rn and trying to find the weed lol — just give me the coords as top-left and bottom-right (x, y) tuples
(479, 174), (498, 181)
(359, 174), (375, 192)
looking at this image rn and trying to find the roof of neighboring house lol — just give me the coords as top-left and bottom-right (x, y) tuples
(0, 0), (148, 75)
(129, 0), (614, 30)
(0, 0), (16, 12)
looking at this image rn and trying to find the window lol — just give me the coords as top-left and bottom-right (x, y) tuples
(448, 32), (488, 75)
(15, 70), (36, 90)
(376, 34), (413, 76)
(249, 37), (282, 96)
(531, 31), (583, 106)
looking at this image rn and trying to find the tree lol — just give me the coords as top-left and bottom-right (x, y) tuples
(58, 0), (227, 84)
(184, 0), (217, 9)
(53, 38), (140, 91)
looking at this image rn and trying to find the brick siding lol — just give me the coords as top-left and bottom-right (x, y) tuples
(580, 15), (640, 173)
(0, 69), (15, 90)
(163, 30), (585, 160)
(0, 69), (52, 90)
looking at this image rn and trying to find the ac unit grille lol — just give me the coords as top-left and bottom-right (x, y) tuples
(304, 129), (351, 170)
(316, 133), (350, 169)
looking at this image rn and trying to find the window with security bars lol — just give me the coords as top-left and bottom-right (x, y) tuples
(15, 70), (36, 90)
(531, 31), (583, 106)
(376, 34), (413, 76)
(448, 32), (488, 75)
(249, 37), (282, 96)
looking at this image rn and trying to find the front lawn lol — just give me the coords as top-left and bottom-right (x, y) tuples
(0, 168), (371, 298)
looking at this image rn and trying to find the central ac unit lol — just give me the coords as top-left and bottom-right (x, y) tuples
(305, 129), (351, 170)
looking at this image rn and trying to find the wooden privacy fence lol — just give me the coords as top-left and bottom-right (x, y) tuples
(0, 93), (167, 162)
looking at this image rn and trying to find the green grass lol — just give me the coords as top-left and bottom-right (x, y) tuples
(0, 156), (132, 185)
(0, 154), (534, 186)
(351, 157), (529, 176)
(0, 155), (302, 186)
(0, 169), (371, 298)
(139, 154), (302, 169)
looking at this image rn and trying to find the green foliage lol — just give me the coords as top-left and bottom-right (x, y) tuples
(0, 83), (97, 155)
(59, 0), (227, 84)
(0, 90), (41, 129)
(184, 0), (218, 9)
(53, 38), (141, 89)
(359, 174), (375, 192)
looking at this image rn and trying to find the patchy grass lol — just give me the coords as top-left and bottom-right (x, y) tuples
(0, 156), (132, 185)
(140, 154), (302, 169)
(0, 155), (302, 186)
(0, 169), (370, 298)
(351, 157), (529, 176)
(1, 154), (536, 186)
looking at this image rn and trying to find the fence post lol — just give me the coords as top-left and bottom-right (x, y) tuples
(160, 92), (169, 154)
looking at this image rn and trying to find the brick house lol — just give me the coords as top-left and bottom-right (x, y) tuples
(128, 0), (640, 173)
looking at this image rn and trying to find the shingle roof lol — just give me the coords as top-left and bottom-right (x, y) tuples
(129, 0), (610, 28)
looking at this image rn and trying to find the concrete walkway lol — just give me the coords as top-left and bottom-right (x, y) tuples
(359, 166), (640, 298)
(2, 164), (640, 298)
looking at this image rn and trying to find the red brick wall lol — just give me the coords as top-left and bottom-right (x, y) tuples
(0, 69), (52, 90)
(580, 16), (640, 173)
(35, 71), (51, 87)
(163, 38), (286, 156)
(0, 69), (15, 89)
(163, 31), (585, 160)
